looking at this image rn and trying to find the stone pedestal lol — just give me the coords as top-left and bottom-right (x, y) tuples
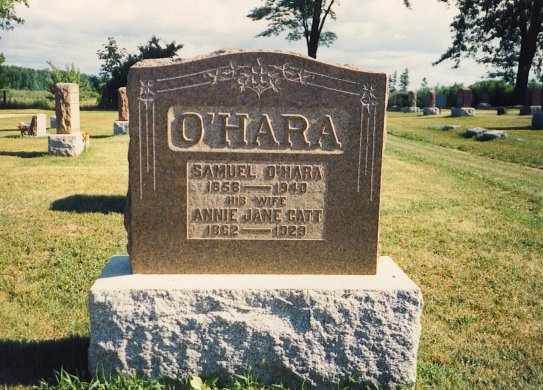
(402, 106), (420, 113)
(89, 256), (423, 389)
(113, 121), (129, 135)
(423, 107), (439, 115)
(48, 132), (85, 157)
(451, 107), (475, 117)
(532, 112), (543, 130)
(520, 106), (541, 116)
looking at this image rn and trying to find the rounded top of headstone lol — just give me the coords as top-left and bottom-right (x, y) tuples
(131, 48), (384, 75)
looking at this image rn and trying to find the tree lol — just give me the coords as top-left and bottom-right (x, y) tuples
(45, 61), (97, 101)
(247, 0), (338, 58)
(97, 36), (183, 109)
(0, 0), (28, 37)
(420, 77), (428, 89)
(434, 0), (543, 104)
(399, 68), (409, 93)
(389, 71), (398, 93)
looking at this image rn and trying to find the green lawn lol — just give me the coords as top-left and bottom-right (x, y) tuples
(387, 109), (543, 168)
(0, 109), (542, 388)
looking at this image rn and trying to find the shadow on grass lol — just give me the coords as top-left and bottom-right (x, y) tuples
(0, 150), (48, 158)
(51, 194), (125, 214)
(91, 134), (115, 139)
(0, 336), (89, 386)
(487, 125), (532, 130)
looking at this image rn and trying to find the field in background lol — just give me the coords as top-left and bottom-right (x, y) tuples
(1, 90), (99, 110)
(0, 109), (542, 388)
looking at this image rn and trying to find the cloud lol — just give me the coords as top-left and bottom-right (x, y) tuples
(2, 0), (491, 87)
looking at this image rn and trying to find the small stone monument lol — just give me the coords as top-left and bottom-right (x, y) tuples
(452, 88), (475, 117)
(113, 87), (129, 135)
(88, 50), (423, 388)
(403, 90), (420, 112)
(423, 90), (439, 115)
(48, 83), (85, 156)
(28, 114), (47, 136)
(520, 88), (542, 115)
(50, 115), (57, 129)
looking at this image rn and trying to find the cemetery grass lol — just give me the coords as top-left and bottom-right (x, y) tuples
(387, 109), (543, 168)
(0, 110), (542, 388)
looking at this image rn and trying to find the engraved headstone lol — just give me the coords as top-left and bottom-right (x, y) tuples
(118, 87), (129, 121)
(125, 51), (387, 275)
(452, 88), (475, 117)
(427, 90), (436, 108)
(423, 90), (439, 115)
(49, 83), (84, 156)
(114, 87), (129, 135)
(90, 50), (422, 389)
(457, 88), (472, 108)
(403, 90), (419, 112)
(55, 83), (80, 134)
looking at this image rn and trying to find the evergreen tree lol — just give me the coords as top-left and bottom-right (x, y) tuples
(389, 71), (398, 93)
(399, 68), (410, 93)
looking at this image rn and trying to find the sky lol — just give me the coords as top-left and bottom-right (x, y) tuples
(1, 0), (492, 89)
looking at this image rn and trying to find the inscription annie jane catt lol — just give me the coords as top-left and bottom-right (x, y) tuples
(187, 162), (327, 240)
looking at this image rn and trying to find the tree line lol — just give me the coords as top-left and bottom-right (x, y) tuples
(0, 64), (101, 93)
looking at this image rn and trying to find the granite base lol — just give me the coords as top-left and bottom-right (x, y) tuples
(88, 256), (423, 389)
(423, 107), (439, 115)
(113, 121), (129, 135)
(451, 107), (475, 117)
(402, 106), (420, 113)
(48, 132), (85, 157)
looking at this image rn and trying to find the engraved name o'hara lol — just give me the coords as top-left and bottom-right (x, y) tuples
(174, 111), (343, 150)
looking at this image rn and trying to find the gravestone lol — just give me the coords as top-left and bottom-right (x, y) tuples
(50, 115), (57, 128)
(403, 90), (419, 112)
(28, 114), (46, 136)
(113, 87), (129, 135)
(89, 50), (422, 388)
(48, 83), (85, 156)
(520, 88), (542, 115)
(423, 90), (439, 115)
(452, 88), (475, 117)
(435, 92), (446, 108)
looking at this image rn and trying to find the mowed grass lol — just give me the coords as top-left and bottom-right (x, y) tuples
(0, 109), (542, 388)
(387, 109), (543, 168)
